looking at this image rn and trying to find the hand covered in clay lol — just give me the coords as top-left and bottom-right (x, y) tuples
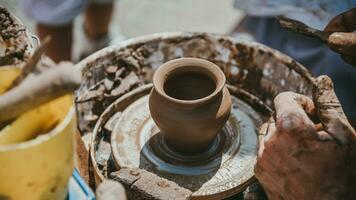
(324, 7), (356, 66)
(255, 75), (356, 200)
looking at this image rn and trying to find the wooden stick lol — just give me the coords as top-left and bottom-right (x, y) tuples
(0, 63), (81, 122)
(8, 36), (51, 90)
(276, 16), (330, 43)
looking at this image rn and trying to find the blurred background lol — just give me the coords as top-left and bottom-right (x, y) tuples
(0, 0), (244, 39)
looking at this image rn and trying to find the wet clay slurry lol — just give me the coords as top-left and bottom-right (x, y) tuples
(149, 58), (232, 153)
(0, 6), (33, 66)
(164, 71), (216, 100)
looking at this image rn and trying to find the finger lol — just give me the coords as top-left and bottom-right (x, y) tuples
(341, 55), (356, 67)
(316, 130), (334, 141)
(315, 123), (323, 131)
(259, 117), (276, 140)
(258, 122), (269, 157)
(274, 92), (316, 116)
(324, 7), (356, 32)
(274, 92), (316, 136)
(313, 75), (356, 145)
(327, 32), (356, 56)
(258, 120), (276, 157)
(264, 121), (276, 142)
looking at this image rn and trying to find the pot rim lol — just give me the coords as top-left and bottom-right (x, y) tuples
(0, 99), (75, 152)
(153, 57), (226, 106)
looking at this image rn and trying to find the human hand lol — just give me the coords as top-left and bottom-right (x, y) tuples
(325, 7), (356, 66)
(255, 75), (356, 200)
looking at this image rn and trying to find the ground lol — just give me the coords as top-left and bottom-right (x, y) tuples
(0, 0), (244, 39)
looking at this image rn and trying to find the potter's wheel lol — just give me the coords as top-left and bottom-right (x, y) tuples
(110, 84), (265, 199)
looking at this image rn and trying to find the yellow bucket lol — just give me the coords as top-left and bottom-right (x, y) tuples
(0, 66), (76, 200)
(0, 65), (21, 94)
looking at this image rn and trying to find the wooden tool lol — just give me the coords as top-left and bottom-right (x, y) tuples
(276, 16), (331, 43)
(8, 36), (51, 89)
(0, 63), (81, 122)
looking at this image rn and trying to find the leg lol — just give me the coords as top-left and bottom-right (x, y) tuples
(20, 0), (87, 62)
(74, 0), (115, 60)
(84, 0), (114, 40)
(37, 23), (73, 62)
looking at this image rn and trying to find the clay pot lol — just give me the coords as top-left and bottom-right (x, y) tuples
(149, 58), (231, 153)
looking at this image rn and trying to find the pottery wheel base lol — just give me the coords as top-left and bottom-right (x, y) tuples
(111, 85), (263, 199)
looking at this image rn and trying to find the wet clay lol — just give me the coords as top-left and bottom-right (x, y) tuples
(110, 84), (263, 199)
(75, 33), (314, 196)
(164, 71), (215, 100)
(149, 58), (232, 153)
(76, 32), (314, 148)
(0, 6), (31, 66)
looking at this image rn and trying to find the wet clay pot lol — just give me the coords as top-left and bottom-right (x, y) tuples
(149, 58), (231, 153)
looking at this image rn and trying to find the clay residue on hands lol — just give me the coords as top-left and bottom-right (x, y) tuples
(256, 75), (356, 200)
(313, 75), (356, 145)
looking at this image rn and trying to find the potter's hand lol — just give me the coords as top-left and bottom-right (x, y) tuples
(255, 75), (356, 200)
(324, 7), (356, 66)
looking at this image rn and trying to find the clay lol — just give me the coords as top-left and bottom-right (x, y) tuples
(103, 111), (122, 132)
(75, 131), (91, 184)
(104, 78), (114, 91)
(76, 82), (106, 103)
(75, 33), (315, 195)
(164, 72), (215, 100)
(243, 182), (267, 200)
(96, 180), (127, 200)
(313, 75), (356, 145)
(110, 168), (192, 200)
(0, 6), (32, 66)
(105, 65), (118, 74)
(110, 71), (140, 96)
(110, 84), (264, 199)
(75, 32), (314, 150)
(149, 58), (231, 153)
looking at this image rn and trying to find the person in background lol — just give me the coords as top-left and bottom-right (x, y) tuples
(232, 1), (356, 128)
(21, 0), (123, 62)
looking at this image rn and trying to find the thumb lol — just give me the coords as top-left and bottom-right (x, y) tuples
(313, 75), (356, 145)
(327, 32), (356, 56)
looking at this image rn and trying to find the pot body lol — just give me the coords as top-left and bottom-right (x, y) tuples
(149, 58), (232, 153)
